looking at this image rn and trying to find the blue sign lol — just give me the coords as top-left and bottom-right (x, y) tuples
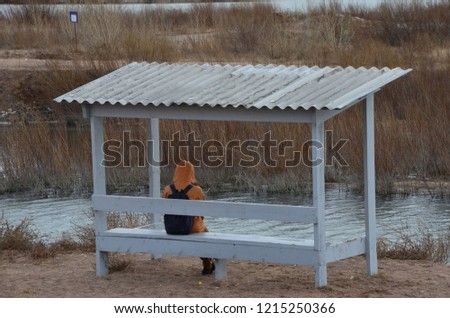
(70, 11), (78, 24)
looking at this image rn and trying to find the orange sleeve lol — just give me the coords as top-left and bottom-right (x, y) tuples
(162, 185), (171, 198)
(188, 185), (205, 201)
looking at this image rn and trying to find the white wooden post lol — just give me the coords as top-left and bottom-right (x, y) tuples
(312, 119), (327, 287)
(148, 118), (162, 224)
(215, 259), (228, 280)
(148, 118), (162, 260)
(91, 115), (108, 276)
(364, 94), (378, 275)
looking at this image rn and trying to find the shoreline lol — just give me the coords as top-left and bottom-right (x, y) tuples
(1, 251), (449, 297)
(1, 180), (449, 199)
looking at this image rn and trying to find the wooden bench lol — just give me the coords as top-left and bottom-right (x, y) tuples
(93, 194), (366, 286)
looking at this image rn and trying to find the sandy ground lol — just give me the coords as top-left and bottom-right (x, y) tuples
(0, 49), (84, 116)
(1, 251), (449, 298)
(0, 53), (51, 116)
(0, 49), (75, 71)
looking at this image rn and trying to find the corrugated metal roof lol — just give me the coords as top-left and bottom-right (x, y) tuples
(54, 62), (412, 111)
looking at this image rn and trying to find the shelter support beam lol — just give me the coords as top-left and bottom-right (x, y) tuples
(312, 119), (327, 287)
(91, 116), (106, 195)
(148, 118), (162, 259)
(88, 103), (316, 124)
(148, 118), (162, 223)
(90, 116), (108, 276)
(364, 94), (378, 275)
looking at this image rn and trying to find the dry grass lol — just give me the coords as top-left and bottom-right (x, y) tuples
(0, 1), (449, 196)
(0, 217), (87, 259)
(68, 208), (153, 252)
(0, 200), (152, 267)
(0, 218), (38, 251)
(0, 210), (151, 260)
(107, 253), (133, 273)
(378, 224), (450, 264)
(0, 111), (93, 195)
(2, 215), (448, 265)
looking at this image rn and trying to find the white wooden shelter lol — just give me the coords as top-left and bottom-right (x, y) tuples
(55, 62), (411, 287)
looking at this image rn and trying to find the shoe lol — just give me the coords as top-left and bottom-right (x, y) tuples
(201, 263), (215, 275)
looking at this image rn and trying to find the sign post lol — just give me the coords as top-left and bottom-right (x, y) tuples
(70, 11), (78, 51)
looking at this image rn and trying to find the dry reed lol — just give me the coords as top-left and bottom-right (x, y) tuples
(0, 1), (449, 196)
(378, 224), (450, 264)
(2, 215), (448, 264)
(0, 218), (38, 251)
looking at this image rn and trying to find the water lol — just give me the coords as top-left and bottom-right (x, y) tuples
(1, 196), (92, 241)
(0, 0), (444, 15)
(1, 189), (449, 247)
(206, 190), (450, 243)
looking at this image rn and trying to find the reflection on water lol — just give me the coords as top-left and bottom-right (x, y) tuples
(1, 189), (449, 245)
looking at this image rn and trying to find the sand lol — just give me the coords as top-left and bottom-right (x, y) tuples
(1, 251), (449, 298)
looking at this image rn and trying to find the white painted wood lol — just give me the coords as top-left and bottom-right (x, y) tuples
(81, 104), (90, 118)
(90, 116), (106, 196)
(92, 195), (317, 223)
(96, 249), (109, 277)
(325, 238), (366, 262)
(215, 259), (228, 280)
(315, 109), (347, 123)
(364, 94), (378, 275)
(312, 119), (327, 287)
(148, 118), (162, 259)
(148, 118), (161, 198)
(104, 228), (314, 247)
(97, 229), (319, 266)
(88, 103), (316, 123)
(90, 115), (108, 276)
(148, 118), (162, 225)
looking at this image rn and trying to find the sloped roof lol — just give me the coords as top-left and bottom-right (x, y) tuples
(54, 62), (411, 111)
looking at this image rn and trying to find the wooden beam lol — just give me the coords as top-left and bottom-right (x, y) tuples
(88, 103), (316, 123)
(148, 118), (162, 223)
(215, 259), (228, 280)
(148, 118), (162, 258)
(364, 93), (378, 275)
(325, 237), (366, 262)
(90, 115), (108, 276)
(312, 119), (327, 287)
(92, 195), (317, 224)
(148, 118), (161, 198)
(90, 116), (106, 196)
(97, 229), (319, 266)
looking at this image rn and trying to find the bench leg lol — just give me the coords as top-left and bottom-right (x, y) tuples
(96, 251), (109, 277)
(215, 259), (228, 280)
(315, 263), (327, 287)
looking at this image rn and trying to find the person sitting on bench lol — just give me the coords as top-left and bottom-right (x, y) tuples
(162, 160), (215, 275)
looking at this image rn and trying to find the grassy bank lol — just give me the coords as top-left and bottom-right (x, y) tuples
(0, 1), (449, 196)
(1, 216), (449, 266)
